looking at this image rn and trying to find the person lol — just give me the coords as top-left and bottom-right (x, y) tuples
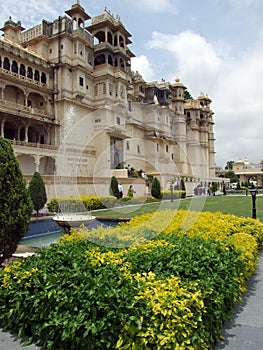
(127, 184), (135, 198)
(118, 183), (123, 198)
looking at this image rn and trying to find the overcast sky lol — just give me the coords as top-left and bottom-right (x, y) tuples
(1, 0), (263, 167)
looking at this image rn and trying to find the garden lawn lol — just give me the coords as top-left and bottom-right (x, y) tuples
(92, 195), (263, 222)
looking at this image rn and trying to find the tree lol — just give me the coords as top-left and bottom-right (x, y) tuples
(28, 172), (47, 215)
(109, 176), (120, 198)
(211, 182), (218, 196)
(224, 170), (239, 183)
(180, 178), (186, 198)
(225, 161), (234, 170)
(151, 177), (161, 199)
(0, 137), (33, 266)
(184, 89), (193, 100)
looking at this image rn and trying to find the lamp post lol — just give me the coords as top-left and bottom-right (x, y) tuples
(250, 188), (257, 219)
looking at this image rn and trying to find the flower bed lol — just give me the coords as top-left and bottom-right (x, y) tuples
(0, 210), (262, 349)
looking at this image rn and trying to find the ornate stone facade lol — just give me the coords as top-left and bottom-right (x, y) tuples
(0, 2), (216, 198)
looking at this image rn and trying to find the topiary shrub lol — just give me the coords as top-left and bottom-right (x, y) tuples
(28, 172), (47, 215)
(109, 176), (120, 199)
(180, 178), (186, 198)
(0, 137), (33, 266)
(151, 177), (161, 199)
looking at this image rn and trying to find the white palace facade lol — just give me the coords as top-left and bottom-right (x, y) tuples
(0, 2), (217, 199)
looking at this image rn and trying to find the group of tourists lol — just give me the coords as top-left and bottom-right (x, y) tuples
(118, 184), (136, 198)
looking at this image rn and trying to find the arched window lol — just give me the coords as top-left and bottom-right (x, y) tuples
(34, 70), (40, 81)
(3, 57), (10, 70)
(107, 31), (113, 45)
(95, 31), (105, 44)
(108, 55), (113, 66)
(11, 61), (18, 73)
(94, 54), (106, 66)
(78, 18), (84, 29)
(114, 35), (118, 47)
(20, 64), (26, 76)
(120, 58), (125, 69)
(41, 72), (47, 84)
(119, 35), (124, 48)
(27, 67), (33, 79)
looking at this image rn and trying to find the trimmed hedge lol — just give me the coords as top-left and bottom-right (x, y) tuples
(0, 210), (262, 349)
(46, 195), (118, 213)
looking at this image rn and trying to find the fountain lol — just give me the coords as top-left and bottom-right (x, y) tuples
(52, 212), (96, 233)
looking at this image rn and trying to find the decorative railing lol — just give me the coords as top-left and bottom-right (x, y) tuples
(0, 99), (55, 122)
(10, 139), (58, 150)
(0, 67), (47, 88)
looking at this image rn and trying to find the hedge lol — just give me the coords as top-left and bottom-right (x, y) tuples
(0, 210), (262, 349)
(46, 196), (118, 213)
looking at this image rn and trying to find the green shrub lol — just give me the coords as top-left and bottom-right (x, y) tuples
(0, 137), (33, 266)
(28, 172), (47, 215)
(0, 210), (261, 349)
(151, 177), (161, 199)
(46, 196), (117, 213)
(161, 190), (186, 200)
(180, 178), (186, 198)
(110, 176), (120, 198)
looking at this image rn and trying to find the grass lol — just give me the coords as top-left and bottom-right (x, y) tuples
(92, 195), (263, 222)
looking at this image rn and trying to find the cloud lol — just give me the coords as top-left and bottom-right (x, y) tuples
(133, 30), (263, 166)
(147, 30), (222, 96)
(0, 0), (66, 27)
(131, 55), (155, 82)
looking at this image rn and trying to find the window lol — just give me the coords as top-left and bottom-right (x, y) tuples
(79, 77), (84, 86)
(27, 67), (33, 79)
(116, 116), (120, 125)
(109, 83), (113, 96)
(126, 141), (130, 150)
(166, 145), (169, 152)
(128, 101), (132, 111)
(137, 145), (141, 154)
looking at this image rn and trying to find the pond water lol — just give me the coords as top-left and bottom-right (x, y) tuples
(20, 218), (119, 248)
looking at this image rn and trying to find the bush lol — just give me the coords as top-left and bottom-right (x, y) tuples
(180, 178), (186, 198)
(109, 176), (120, 198)
(0, 137), (32, 266)
(161, 190), (186, 200)
(28, 172), (47, 215)
(46, 196), (118, 213)
(0, 210), (261, 349)
(151, 177), (161, 199)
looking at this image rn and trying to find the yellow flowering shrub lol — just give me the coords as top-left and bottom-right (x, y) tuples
(117, 272), (211, 349)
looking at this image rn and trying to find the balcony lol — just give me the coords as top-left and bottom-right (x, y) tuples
(0, 67), (48, 89)
(0, 100), (56, 124)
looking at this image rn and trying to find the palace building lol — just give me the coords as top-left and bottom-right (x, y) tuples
(0, 2), (216, 198)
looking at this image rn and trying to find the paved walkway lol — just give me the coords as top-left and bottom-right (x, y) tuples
(1, 249), (263, 349)
(215, 251), (263, 350)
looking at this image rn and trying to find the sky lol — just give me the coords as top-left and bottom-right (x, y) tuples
(1, 0), (263, 168)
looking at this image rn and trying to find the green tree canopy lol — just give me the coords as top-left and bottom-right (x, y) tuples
(28, 172), (47, 215)
(184, 89), (193, 100)
(224, 170), (239, 183)
(0, 137), (32, 265)
(225, 161), (234, 170)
